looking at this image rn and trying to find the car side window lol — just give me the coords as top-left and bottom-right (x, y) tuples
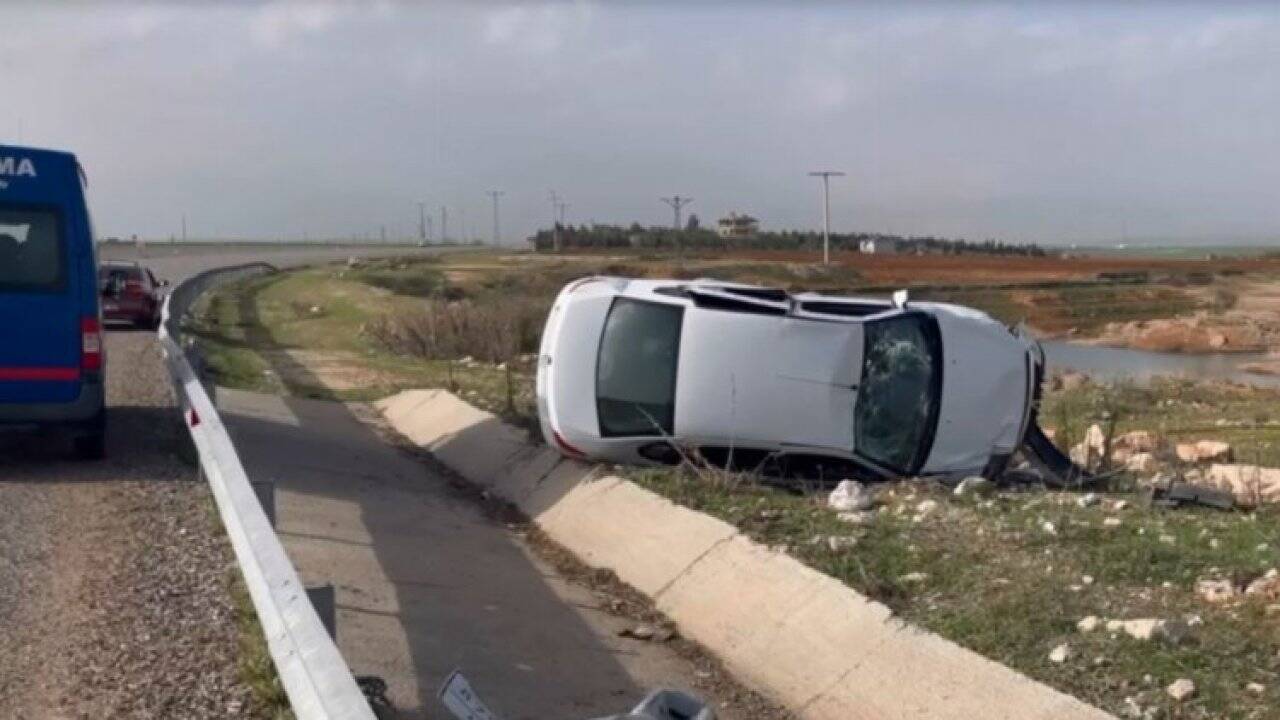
(596, 298), (684, 437)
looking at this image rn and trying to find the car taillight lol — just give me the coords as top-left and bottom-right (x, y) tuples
(81, 317), (103, 371)
(552, 431), (586, 458)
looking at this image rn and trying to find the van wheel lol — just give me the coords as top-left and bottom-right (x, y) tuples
(73, 431), (106, 461)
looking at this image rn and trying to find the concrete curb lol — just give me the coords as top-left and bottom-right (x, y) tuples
(375, 390), (1115, 720)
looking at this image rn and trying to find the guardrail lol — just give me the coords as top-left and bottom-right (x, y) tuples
(159, 264), (378, 720)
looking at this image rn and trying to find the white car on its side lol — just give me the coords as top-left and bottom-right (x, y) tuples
(536, 276), (1048, 481)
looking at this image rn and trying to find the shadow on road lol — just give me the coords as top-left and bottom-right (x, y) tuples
(212, 282), (652, 719)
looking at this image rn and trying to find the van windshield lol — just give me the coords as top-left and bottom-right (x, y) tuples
(0, 207), (63, 292)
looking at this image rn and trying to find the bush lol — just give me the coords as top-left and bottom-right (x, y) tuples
(366, 298), (548, 363)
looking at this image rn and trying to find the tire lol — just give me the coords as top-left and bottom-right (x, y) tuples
(1022, 422), (1094, 489)
(73, 430), (106, 461)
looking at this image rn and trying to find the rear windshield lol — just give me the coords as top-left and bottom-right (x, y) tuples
(596, 298), (683, 437)
(0, 207), (64, 292)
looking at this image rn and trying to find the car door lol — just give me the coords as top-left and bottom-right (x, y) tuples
(0, 204), (81, 403)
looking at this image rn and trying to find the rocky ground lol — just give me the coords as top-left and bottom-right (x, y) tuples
(0, 327), (265, 719)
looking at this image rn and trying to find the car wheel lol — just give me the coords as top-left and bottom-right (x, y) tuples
(73, 431), (106, 460)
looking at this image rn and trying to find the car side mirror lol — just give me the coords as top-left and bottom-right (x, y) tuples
(892, 289), (909, 309)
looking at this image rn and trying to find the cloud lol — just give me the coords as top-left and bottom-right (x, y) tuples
(480, 3), (593, 56)
(248, 1), (346, 49)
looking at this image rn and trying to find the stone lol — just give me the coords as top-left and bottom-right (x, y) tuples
(899, 572), (929, 584)
(1041, 521), (1058, 536)
(1245, 568), (1280, 600)
(1112, 618), (1183, 642)
(1113, 500), (1130, 511)
(620, 625), (655, 641)
(1082, 575), (1094, 585)
(1196, 578), (1238, 603)
(1077, 615), (1102, 633)
(1103, 517), (1123, 528)
(1176, 440), (1232, 463)
(1246, 682), (1266, 696)
(837, 511), (876, 525)
(1048, 643), (1072, 664)
(1166, 678), (1196, 702)
(1083, 423), (1107, 454)
(828, 480), (876, 512)
(825, 536), (858, 552)
(1115, 430), (1158, 453)
(915, 499), (939, 516)
(1125, 452), (1158, 473)
(1077, 492), (1100, 508)
(953, 476), (994, 497)
(1203, 464), (1280, 507)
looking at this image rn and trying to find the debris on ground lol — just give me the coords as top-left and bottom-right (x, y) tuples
(953, 476), (994, 497)
(827, 480), (876, 512)
(1077, 616), (1101, 633)
(1166, 678), (1197, 702)
(1104, 618), (1188, 644)
(1146, 480), (1236, 511)
(1048, 644), (1072, 664)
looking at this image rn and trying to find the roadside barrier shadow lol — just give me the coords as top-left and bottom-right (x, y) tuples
(217, 285), (650, 718)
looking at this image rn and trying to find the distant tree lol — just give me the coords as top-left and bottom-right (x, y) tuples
(686, 213), (701, 231)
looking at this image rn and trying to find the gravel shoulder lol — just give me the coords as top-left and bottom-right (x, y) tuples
(0, 327), (265, 719)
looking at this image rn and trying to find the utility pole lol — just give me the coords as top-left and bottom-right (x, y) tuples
(418, 202), (427, 244)
(549, 190), (562, 251)
(440, 206), (448, 243)
(808, 171), (845, 265)
(660, 195), (693, 230)
(486, 190), (504, 246)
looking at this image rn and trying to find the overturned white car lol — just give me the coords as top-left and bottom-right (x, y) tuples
(536, 276), (1054, 481)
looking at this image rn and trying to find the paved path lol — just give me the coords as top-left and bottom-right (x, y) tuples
(218, 388), (732, 720)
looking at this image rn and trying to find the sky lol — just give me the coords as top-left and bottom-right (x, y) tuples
(1, 1), (1278, 246)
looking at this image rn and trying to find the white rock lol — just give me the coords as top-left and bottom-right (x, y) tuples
(899, 572), (929, 584)
(953, 476), (994, 497)
(1125, 452), (1158, 473)
(1195, 578), (1237, 603)
(1113, 618), (1181, 642)
(828, 480), (876, 512)
(1159, 534), (1176, 545)
(825, 536), (858, 552)
(1048, 643), (1072, 664)
(1246, 682), (1266, 695)
(1113, 500), (1130, 511)
(1077, 616), (1102, 633)
(1166, 678), (1196, 702)
(915, 499), (939, 516)
(837, 511), (876, 525)
(1077, 492), (1099, 508)
(1041, 521), (1058, 536)
(1082, 575), (1095, 585)
(1103, 517), (1123, 528)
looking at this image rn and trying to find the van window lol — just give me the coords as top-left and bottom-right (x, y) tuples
(0, 207), (63, 292)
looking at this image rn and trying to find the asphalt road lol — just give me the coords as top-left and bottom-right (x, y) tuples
(0, 243), (437, 719)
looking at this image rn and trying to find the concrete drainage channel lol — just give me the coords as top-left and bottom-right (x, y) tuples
(377, 390), (1120, 720)
(161, 263), (711, 720)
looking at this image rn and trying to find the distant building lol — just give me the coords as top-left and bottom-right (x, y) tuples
(859, 238), (897, 254)
(717, 212), (759, 239)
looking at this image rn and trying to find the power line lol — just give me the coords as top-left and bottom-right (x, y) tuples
(486, 190), (504, 246)
(808, 171), (845, 265)
(660, 195), (693, 230)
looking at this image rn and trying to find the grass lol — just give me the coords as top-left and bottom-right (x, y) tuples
(190, 250), (1280, 719)
(229, 569), (295, 720)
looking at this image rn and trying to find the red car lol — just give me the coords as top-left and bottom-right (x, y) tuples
(98, 261), (168, 329)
